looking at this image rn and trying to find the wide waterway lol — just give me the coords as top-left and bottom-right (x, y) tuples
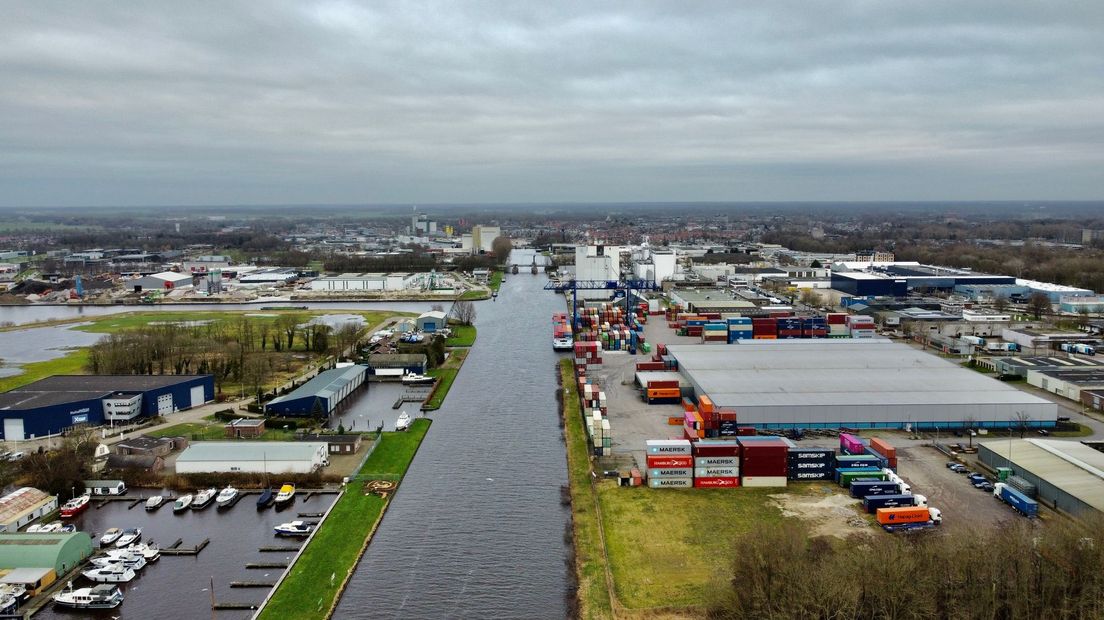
(333, 269), (571, 618)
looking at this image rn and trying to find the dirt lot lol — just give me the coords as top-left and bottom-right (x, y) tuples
(771, 482), (874, 539)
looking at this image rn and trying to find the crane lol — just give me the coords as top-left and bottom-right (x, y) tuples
(544, 278), (660, 328)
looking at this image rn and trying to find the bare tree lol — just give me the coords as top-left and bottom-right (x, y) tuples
(798, 289), (821, 307)
(450, 300), (477, 326)
(993, 294), (1009, 313)
(491, 236), (513, 264)
(1012, 410), (1032, 438)
(1026, 293), (1051, 320)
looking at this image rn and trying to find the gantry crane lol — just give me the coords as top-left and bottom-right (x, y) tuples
(544, 278), (660, 328)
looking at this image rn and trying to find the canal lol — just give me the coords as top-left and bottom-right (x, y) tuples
(333, 270), (570, 618)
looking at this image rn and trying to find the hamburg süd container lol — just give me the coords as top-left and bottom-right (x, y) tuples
(646, 455), (693, 469)
(694, 477), (740, 488)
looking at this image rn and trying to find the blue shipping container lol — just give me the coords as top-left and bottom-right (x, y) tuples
(849, 481), (902, 498)
(863, 494), (917, 513)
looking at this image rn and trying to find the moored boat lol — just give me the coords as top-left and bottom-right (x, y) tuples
(173, 494), (193, 512)
(191, 488), (217, 509)
(216, 486), (238, 508)
(401, 372), (435, 385)
(256, 488), (274, 509)
(99, 528), (123, 545)
(60, 494), (91, 518)
(81, 563), (135, 583)
(114, 528), (141, 547)
(145, 496), (165, 511)
(91, 552), (146, 571)
(52, 583), (124, 610)
(273, 520), (313, 537)
(395, 411), (412, 431)
(274, 484), (296, 507)
(127, 542), (160, 562)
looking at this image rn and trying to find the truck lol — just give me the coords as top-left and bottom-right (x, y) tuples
(849, 480), (902, 498)
(863, 494), (917, 513)
(1060, 342), (1096, 356)
(837, 469), (889, 487)
(985, 341), (1020, 352)
(882, 469), (911, 495)
(993, 482), (1038, 518)
(961, 335), (986, 346)
(877, 506), (942, 532)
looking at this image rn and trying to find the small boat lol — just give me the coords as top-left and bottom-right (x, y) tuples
(40, 522), (63, 533)
(91, 552), (145, 571)
(53, 583), (124, 610)
(0, 594), (16, 615)
(81, 564), (135, 583)
(25, 524), (44, 533)
(145, 496), (165, 511)
(59, 524), (77, 533)
(99, 528), (123, 545)
(401, 372), (435, 385)
(552, 337), (574, 352)
(114, 528), (141, 547)
(256, 488), (274, 509)
(273, 520), (313, 537)
(216, 486), (239, 508)
(0, 583), (27, 603)
(192, 488), (217, 509)
(395, 411), (412, 431)
(127, 542), (160, 562)
(173, 494), (193, 512)
(274, 484), (296, 507)
(60, 494), (91, 518)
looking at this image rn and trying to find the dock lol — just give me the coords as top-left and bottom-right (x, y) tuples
(246, 562), (289, 569)
(297, 512), (323, 518)
(258, 546), (300, 552)
(160, 538), (210, 556)
(230, 581), (277, 588)
(393, 387), (432, 408)
(212, 603), (261, 610)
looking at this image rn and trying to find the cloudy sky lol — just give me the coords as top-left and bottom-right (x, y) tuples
(2, 2), (1103, 206)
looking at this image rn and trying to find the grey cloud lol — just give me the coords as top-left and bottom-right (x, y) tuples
(0, 1), (1102, 206)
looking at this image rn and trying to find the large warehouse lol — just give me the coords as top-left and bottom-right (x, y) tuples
(176, 442), (329, 474)
(265, 365), (366, 416)
(0, 375), (214, 440)
(667, 339), (1057, 429)
(979, 439), (1104, 518)
(0, 532), (93, 575)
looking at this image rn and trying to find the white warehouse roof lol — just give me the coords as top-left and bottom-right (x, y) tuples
(981, 439), (1104, 514)
(667, 339), (1057, 427)
(177, 442), (326, 463)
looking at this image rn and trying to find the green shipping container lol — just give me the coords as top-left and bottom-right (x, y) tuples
(641, 342), (652, 353)
(996, 467), (1013, 481)
(839, 471), (888, 487)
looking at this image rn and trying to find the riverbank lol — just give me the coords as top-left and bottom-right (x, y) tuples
(422, 348), (469, 410)
(257, 418), (430, 620)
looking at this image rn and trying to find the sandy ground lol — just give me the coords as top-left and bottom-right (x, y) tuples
(770, 484), (875, 539)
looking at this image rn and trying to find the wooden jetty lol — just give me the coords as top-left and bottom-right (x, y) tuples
(246, 561), (289, 569)
(212, 602), (260, 610)
(258, 546), (300, 553)
(297, 512), (324, 518)
(230, 581), (277, 588)
(160, 538), (210, 556)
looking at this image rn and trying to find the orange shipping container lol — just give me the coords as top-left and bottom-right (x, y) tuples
(876, 507), (930, 525)
(870, 438), (897, 459)
(698, 395), (715, 414)
(667, 416), (684, 426)
(648, 388), (681, 399)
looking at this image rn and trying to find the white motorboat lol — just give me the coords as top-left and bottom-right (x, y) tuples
(81, 563), (135, 583)
(91, 552), (146, 571)
(127, 542), (160, 562)
(552, 337), (574, 352)
(192, 488), (217, 509)
(0, 594), (15, 615)
(25, 524), (44, 533)
(114, 528), (141, 547)
(145, 496), (165, 511)
(273, 520), (313, 537)
(39, 522), (63, 533)
(216, 486), (239, 508)
(53, 583), (124, 609)
(99, 528), (123, 545)
(395, 411), (412, 431)
(173, 494), (193, 512)
(0, 583), (27, 603)
(401, 372), (435, 385)
(59, 524), (76, 533)
(274, 484), (296, 507)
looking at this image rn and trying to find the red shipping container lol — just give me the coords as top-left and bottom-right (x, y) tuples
(737, 427), (757, 436)
(647, 380), (680, 389)
(870, 437), (897, 459)
(646, 455), (694, 468)
(694, 477), (741, 488)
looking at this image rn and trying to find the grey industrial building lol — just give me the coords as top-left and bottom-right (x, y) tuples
(987, 355), (1104, 379)
(666, 339), (1057, 430)
(979, 439), (1104, 518)
(264, 365), (366, 416)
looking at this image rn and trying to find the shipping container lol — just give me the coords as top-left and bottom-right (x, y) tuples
(788, 469), (833, 481)
(835, 454), (882, 468)
(863, 494), (916, 513)
(839, 433), (865, 455)
(694, 456), (739, 467)
(646, 439), (692, 455)
(695, 466), (740, 478)
(741, 476), (788, 487)
(647, 468), (693, 478)
(875, 506), (930, 525)
(646, 455), (694, 469)
(694, 477), (740, 488)
(693, 439), (741, 456)
(837, 469), (888, 486)
(869, 438), (897, 459)
(849, 481), (902, 498)
(648, 477), (693, 489)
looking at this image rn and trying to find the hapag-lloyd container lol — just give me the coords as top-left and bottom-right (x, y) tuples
(694, 456), (739, 468)
(646, 455), (693, 469)
(648, 477), (692, 489)
(647, 468), (693, 478)
(741, 476), (787, 488)
(694, 477), (740, 488)
(646, 439), (692, 455)
(695, 466), (739, 478)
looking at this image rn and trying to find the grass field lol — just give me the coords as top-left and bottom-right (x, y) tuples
(489, 270), (503, 292)
(422, 349), (468, 410)
(0, 349), (90, 392)
(258, 418), (430, 620)
(146, 422), (297, 441)
(560, 359), (614, 620)
(444, 324), (476, 347)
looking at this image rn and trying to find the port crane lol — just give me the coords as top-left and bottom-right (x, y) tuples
(543, 278), (660, 328)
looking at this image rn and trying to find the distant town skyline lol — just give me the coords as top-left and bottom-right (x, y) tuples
(2, 2), (1103, 207)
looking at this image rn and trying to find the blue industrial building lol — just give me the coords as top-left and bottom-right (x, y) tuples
(0, 375), (214, 441)
(265, 365), (367, 417)
(831, 272), (908, 297)
(833, 264), (1016, 297)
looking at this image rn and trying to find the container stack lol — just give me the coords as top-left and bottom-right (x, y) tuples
(586, 410), (612, 457)
(645, 379), (681, 404)
(752, 317), (777, 339)
(867, 438), (898, 470)
(701, 322), (727, 343)
(777, 317), (802, 339)
(827, 313), (849, 338)
(846, 315), (876, 338)
(574, 341), (602, 367)
(553, 313), (570, 340)
(646, 440), (694, 488)
(836, 468), (888, 486)
(727, 317), (753, 342)
(839, 432), (865, 455)
(737, 436), (789, 487)
(580, 383), (607, 415)
(693, 439), (741, 487)
(786, 448), (836, 481)
(802, 316), (828, 338)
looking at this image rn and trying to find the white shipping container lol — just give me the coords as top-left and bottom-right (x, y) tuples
(741, 476), (788, 488)
(648, 477), (693, 489)
(648, 467), (694, 478)
(695, 466), (740, 477)
(694, 456), (739, 467)
(646, 439), (692, 455)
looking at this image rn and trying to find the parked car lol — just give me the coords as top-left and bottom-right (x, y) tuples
(967, 474), (987, 484)
(976, 481), (995, 492)
(950, 464), (968, 474)
(945, 461), (960, 470)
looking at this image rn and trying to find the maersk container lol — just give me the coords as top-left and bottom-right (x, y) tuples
(695, 466), (739, 477)
(646, 439), (692, 455)
(863, 494), (916, 513)
(648, 467), (693, 478)
(648, 477), (693, 489)
(694, 456), (739, 468)
(849, 481), (902, 498)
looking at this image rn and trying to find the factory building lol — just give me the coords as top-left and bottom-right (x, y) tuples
(416, 310), (448, 332)
(365, 354), (428, 378)
(471, 225), (501, 254)
(831, 271), (908, 297)
(127, 271), (194, 292)
(985, 355), (1104, 379)
(666, 339), (1057, 429)
(831, 262), (1015, 296)
(1000, 327), (1098, 352)
(1015, 278), (1094, 302)
(175, 441), (329, 474)
(1060, 295), (1104, 314)
(264, 365), (366, 416)
(309, 272), (419, 291)
(979, 439), (1104, 518)
(0, 375), (214, 441)
(574, 245), (625, 300)
(668, 289), (756, 314)
(1027, 370), (1104, 402)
